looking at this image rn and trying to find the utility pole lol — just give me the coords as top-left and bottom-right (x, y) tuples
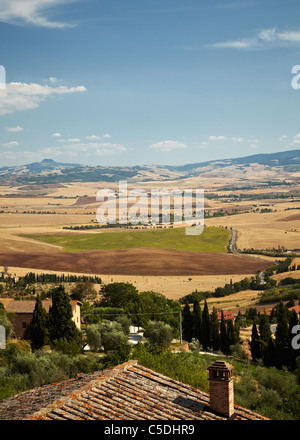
(179, 311), (182, 344)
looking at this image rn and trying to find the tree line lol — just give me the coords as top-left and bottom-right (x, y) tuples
(4, 271), (102, 285)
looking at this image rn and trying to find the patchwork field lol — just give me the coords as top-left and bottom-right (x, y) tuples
(0, 181), (298, 290)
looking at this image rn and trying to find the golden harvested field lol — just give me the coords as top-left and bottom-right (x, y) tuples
(205, 289), (267, 314)
(205, 201), (300, 251)
(272, 269), (300, 283)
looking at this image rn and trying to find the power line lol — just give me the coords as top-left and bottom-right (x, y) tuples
(81, 311), (180, 316)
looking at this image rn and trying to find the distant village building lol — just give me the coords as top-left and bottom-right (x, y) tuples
(216, 311), (235, 321)
(288, 305), (300, 316)
(0, 298), (81, 339)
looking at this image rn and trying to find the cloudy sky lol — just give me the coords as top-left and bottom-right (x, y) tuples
(0, 0), (300, 167)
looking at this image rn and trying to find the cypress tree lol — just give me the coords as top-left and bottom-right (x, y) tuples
(192, 299), (202, 342)
(26, 295), (48, 350)
(259, 312), (271, 344)
(288, 308), (299, 371)
(48, 285), (82, 349)
(227, 319), (238, 351)
(275, 301), (290, 369)
(201, 300), (210, 350)
(220, 311), (228, 354)
(263, 336), (277, 367)
(182, 302), (193, 342)
(250, 322), (261, 362)
(210, 307), (220, 351)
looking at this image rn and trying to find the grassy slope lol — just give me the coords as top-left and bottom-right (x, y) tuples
(24, 226), (230, 253)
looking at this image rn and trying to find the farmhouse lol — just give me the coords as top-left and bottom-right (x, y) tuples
(0, 298), (81, 338)
(0, 360), (268, 420)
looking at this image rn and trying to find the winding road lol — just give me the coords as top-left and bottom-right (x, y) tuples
(229, 228), (267, 283)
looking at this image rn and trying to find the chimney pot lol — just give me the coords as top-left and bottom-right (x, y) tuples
(208, 360), (234, 418)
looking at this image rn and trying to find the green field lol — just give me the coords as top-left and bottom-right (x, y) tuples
(25, 226), (231, 253)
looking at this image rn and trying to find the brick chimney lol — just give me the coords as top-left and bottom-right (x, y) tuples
(208, 360), (234, 418)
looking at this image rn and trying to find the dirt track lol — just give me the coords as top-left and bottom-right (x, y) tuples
(0, 248), (274, 276)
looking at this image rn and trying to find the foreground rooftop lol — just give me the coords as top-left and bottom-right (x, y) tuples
(0, 361), (268, 420)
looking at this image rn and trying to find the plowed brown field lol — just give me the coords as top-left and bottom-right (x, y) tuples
(0, 248), (274, 276)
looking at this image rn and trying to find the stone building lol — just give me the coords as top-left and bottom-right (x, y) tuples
(0, 298), (81, 338)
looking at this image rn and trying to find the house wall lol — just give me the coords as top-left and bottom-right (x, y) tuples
(12, 313), (32, 339)
(72, 303), (81, 330)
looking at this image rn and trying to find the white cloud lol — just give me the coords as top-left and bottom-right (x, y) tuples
(290, 133), (300, 145)
(0, 0), (78, 29)
(5, 125), (23, 132)
(58, 138), (81, 142)
(2, 141), (19, 147)
(211, 39), (257, 50)
(231, 137), (245, 142)
(86, 135), (101, 140)
(40, 142), (127, 157)
(211, 27), (300, 50)
(150, 140), (187, 152)
(86, 133), (112, 140)
(208, 135), (227, 141)
(207, 135), (260, 143)
(48, 77), (59, 83)
(278, 30), (300, 42)
(52, 132), (62, 137)
(0, 81), (86, 116)
(279, 135), (288, 141)
(258, 28), (277, 42)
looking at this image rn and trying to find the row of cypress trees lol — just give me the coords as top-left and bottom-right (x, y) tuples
(250, 300), (299, 371)
(182, 299), (241, 354)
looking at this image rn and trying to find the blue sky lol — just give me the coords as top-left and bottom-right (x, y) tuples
(1, 0), (300, 167)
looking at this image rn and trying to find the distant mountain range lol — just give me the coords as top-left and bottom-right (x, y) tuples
(0, 150), (299, 185)
(171, 149), (300, 171)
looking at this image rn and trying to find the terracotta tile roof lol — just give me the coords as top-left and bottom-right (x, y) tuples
(217, 311), (235, 321)
(289, 305), (300, 314)
(5, 299), (53, 314)
(0, 299), (79, 314)
(0, 361), (268, 420)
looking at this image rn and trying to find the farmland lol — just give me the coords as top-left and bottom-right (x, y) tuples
(0, 156), (298, 305)
(23, 226), (231, 253)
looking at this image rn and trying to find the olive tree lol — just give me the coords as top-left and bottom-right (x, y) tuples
(144, 321), (173, 347)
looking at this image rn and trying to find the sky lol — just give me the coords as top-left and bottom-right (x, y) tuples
(1, 0), (300, 167)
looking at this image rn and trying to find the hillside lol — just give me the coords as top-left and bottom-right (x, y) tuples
(0, 149), (299, 185)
